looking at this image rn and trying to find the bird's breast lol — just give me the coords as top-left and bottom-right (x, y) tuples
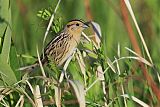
(57, 34), (81, 66)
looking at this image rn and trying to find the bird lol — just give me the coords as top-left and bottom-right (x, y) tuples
(19, 19), (89, 71)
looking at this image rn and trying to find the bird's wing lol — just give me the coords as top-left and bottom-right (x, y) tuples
(43, 32), (71, 65)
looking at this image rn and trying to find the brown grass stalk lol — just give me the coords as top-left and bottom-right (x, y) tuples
(43, 99), (78, 106)
(84, 0), (93, 20)
(120, 0), (160, 102)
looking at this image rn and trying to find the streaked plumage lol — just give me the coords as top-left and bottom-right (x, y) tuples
(19, 19), (89, 71)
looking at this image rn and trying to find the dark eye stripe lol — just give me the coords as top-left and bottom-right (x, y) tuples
(67, 24), (74, 28)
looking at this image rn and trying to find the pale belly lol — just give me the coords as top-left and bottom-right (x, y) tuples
(57, 36), (80, 66)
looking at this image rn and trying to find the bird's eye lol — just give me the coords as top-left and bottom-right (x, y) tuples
(76, 23), (79, 26)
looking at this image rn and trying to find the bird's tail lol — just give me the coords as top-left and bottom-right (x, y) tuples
(18, 63), (39, 71)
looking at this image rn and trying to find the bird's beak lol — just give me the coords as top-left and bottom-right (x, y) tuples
(83, 22), (90, 28)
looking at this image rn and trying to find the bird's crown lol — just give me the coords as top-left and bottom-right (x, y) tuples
(66, 19), (89, 31)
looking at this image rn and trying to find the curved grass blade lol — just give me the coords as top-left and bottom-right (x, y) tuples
(0, 57), (17, 86)
(69, 80), (85, 107)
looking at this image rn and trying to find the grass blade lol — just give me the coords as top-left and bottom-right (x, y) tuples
(69, 80), (85, 107)
(0, 57), (17, 85)
(124, 0), (153, 64)
(34, 85), (43, 107)
(121, 94), (150, 107)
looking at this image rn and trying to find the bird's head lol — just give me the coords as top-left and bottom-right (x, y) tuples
(65, 19), (89, 34)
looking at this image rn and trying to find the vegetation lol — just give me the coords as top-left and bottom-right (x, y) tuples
(0, 0), (160, 107)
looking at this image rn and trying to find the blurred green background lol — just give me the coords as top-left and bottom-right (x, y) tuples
(11, 0), (160, 63)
